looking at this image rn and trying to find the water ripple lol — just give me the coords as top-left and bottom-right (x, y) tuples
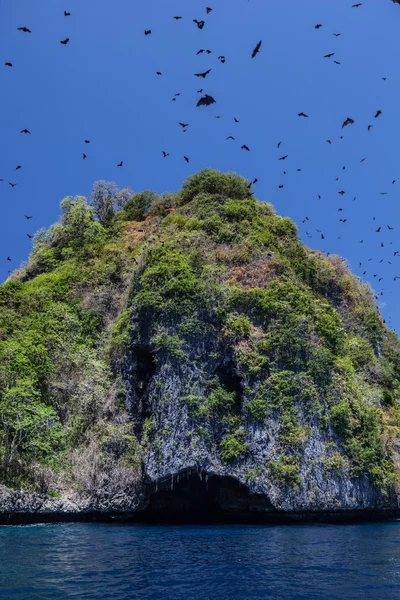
(0, 522), (399, 599)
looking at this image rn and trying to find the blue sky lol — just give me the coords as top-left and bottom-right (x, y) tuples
(1, 0), (400, 329)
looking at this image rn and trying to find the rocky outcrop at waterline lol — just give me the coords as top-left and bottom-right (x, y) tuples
(1, 170), (400, 523)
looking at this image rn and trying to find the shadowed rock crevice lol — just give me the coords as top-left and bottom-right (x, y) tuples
(215, 361), (243, 414)
(128, 345), (157, 430)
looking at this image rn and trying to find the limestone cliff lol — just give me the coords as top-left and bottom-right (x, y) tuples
(1, 170), (400, 523)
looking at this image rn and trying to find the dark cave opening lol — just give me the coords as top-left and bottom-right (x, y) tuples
(142, 471), (273, 523)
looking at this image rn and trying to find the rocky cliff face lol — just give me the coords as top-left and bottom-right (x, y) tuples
(1, 170), (400, 523)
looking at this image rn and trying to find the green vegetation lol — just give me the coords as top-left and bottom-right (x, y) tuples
(268, 455), (302, 488)
(220, 429), (249, 462)
(1, 169), (400, 498)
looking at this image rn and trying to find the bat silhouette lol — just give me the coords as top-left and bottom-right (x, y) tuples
(196, 94), (216, 107)
(5, 62), (12, 67)
(194, 69), (211, 78)
(193, 20), (205, 29)
(144, 30), (151, 35)
(241, 145), (250, 151)
(342, 117), (354, 128)
(60, 38), (69, 45)
(17, 27), (31, 32)
(298, 112), (309, 117)
(252, 40), (262, 58)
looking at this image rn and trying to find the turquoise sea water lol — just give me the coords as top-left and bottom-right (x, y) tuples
(1, 522), (400, 599)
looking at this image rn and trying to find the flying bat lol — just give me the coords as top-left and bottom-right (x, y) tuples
(60, 38), (69, 45)
(17, 27), (31, 32)
(196, 94), (216, 107)
(252, 40), (262, 58)
(193, 20), (205, 29)
(194, 69), (211, 78)
(342, 117), (354, 128)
